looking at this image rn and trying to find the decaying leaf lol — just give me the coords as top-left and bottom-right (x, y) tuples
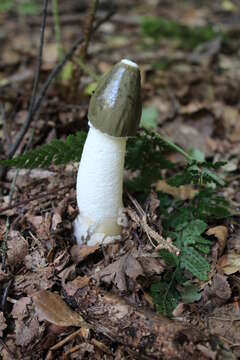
(0, 312), (7, 337)
(202, 273), (231, 308)
(32, 290), (86, 327)
(206, 225), (228, 255)
(12, 297), (32, 321)
(228, 228), (240, 252)
(156, 180), (198, 200)
(15, 317), (40, 347)
(7, 231), (28, 268)
(217, 252), (240, 275)
(14, 267), (54, 296)
(70, 245), (99, 264)
(208, 303), (240, 352)
(63, 276), (90, 297)
(97, 253), (144, 292)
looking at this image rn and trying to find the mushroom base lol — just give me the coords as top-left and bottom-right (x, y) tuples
(73, 213), (123, 246)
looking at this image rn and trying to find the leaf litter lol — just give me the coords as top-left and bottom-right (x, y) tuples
(0, 0), (240, 358)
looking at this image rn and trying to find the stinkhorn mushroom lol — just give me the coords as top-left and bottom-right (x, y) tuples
(74, 59), (142, 246)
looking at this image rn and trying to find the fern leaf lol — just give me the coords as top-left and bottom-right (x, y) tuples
(151, 282), (179, 317)
(0, 132), (87, 169)
(180, 247), (210, 281)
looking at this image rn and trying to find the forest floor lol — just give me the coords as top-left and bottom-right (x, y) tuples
(0, 0), (240, 359)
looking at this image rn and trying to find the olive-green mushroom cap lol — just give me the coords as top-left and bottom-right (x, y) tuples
(88, 59), (142, 137)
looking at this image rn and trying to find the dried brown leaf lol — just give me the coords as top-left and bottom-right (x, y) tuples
(15, 317), (40, 347)
(70, 244), (99, 264)
(156, 180), (198, 200)
(24, 250), (47, 270)
(206, 226), (228, 256)
(202, 274), (231, 308)
(63, 276), (90, 297)
(208, 303), (240, 351)
(51, 212), (62, 231)
(14, 267), (54, 296)
(12, 297), (31, 321)
(97, 253), (144, 292)
(0, 312), (7, 337)
(7, 231), (28, 268)
(228, 228), (240, 252)
(217, 252), (240, 275)
(32, 290), (85, 327)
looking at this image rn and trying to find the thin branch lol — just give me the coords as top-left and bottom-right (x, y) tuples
(82, 0), (99, 57)
(7, 9), (115, 161)
(70, 0), (99, 99)
(7, 0), (49, 159)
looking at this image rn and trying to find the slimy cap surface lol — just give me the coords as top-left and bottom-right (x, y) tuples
(88, 59), (142, 137)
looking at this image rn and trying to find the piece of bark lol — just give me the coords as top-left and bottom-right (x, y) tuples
(68, 284), (231, 360)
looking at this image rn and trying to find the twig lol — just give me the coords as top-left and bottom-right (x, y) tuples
(71, 0), (99, 98)
(50, 329), (82, 351)
(63, 344), (83, 357)
(82, 0), (99, 57)
(7, 9), (115, 161)
(1, 170), (19, 270)
(7, 0), (49, 159)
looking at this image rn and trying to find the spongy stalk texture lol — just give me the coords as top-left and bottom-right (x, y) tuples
(76, 124), (126, 224)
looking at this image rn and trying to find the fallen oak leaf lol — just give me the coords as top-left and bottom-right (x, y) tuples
(32, 290), (88, 327)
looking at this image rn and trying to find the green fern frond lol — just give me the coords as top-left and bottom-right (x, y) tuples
(181, 247), (210, 281)
(0, 132), (87, 169)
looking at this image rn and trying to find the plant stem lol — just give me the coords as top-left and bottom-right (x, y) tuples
(154, 131), (193, 162)
(1, 169), (19, 270)
(52, 0), (63, 61)
(76, 59), (99, 81)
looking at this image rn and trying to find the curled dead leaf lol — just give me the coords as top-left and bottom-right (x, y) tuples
(217, 252), (240, 275)
(156, 180), (198, 200)
(206, 226), (228, 256)
(32, 290), (86, 327)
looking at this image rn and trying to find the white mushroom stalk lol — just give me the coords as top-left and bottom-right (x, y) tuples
(74, 59), (142, 246)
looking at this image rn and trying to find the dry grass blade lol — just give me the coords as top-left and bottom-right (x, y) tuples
(127, 194), (180, 255)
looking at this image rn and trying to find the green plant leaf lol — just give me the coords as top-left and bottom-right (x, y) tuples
(0, 132), (87, 169)
(140, 107), (159, 130)
(180, 282), (201, 303)
(0, 0), (13, 12)
(180, 247), (210, 281)
(151, 282), (179, 317)
(141, 16), (222, 49)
